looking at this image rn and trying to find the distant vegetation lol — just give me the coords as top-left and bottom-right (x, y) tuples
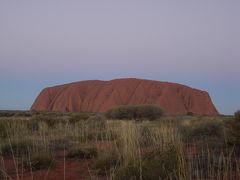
(235, 110), (240, 121)
(105, 104), (164, 120)
(0, 110), (239, 179)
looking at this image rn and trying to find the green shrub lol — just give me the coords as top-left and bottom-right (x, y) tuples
(93, 151), (120, 173)
(225, 119), (240, 153)
(0, 120), (8, 138)
(116, 165), (140, 180)
(116, 145), (180, 180)
(141, 145), (179, 179)
(67, 148), (98, 159)
(135, 105), (164, 120)
(14, 111), (32, 117)
(24, 154), (54, 171)
(105, 105), (135, 120)
(31, 115), (59, 128)
(235, 110), (240, 121)
(85, 118), (106, 130)
(190, 151), (239, 178)
(27, 119), (39, 132)
(1, 140), (33, 156)
(69, 112), (90, 124)
(0, 111), (32, 117)
(87, 130), (117, 141)
(105, 105), (164, 120)
(180, 120), (224, 141)
(0, 111), (15, 117)
(139, 126), (154, 147)
(43, 117), (58, 128)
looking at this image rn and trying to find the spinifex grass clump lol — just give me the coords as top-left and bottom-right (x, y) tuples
(225, 118), (240, 153)
(0, 140), (33, 156)
(0, 120), (8, 139)
(144, 145), (180, 179)
(116, 145), (181, 180)
(110, 120), (186, 179)
(31, 114), (64, 128)
(24, 153), (55, 171)
(27, 119), (39, 132)
(180, 119), (224, 141)
(93, 149), (120, 174)
(0, 118), (28, 140)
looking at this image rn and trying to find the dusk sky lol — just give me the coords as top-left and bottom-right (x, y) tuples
(0, 1), (239, 115)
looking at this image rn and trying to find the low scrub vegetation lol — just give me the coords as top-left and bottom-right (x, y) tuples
(24, 153), (55, 171)
(180, 119), (224, 141)
(105, 104), (164, 120)
(1, 140), (33, 156)
(69, 112), (90, 124)
(235, 110), (240, 121)
(0, 111), (240, 179)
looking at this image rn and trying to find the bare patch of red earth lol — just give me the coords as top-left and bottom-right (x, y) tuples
(1, 150), (104, 180)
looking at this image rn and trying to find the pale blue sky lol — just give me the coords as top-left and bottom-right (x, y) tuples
(0, 0), (239, 114)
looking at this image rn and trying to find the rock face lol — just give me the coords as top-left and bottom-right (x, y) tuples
(31, 78), (218, 115)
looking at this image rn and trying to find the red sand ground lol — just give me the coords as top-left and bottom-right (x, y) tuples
(1, 151), (100, 180)
(0, 141), (113, 180)
(1, 146), (240, 180)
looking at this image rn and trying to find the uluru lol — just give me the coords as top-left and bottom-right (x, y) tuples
(31, 78), (218, 115)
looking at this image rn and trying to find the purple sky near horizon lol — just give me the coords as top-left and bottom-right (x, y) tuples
(0, 1), (239, 115)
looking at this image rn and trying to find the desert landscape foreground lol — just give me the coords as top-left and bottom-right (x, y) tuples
(0, 110), (240, 180)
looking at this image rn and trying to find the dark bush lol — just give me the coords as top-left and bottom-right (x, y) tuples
(116, 145), (179, 180)
(27, 119), (39, 132)
(139, 126), (154, 147)
(135, 105), (164, 120)
(67, 148), (98, 159)
(105, 105), (135, 120)
(85, 118), (106, 131)
(105, 105), (164, 120)
(93, 151), (120, 173)
(0, 111), (32, 117)
(225, 119), (240, 153)
(187, 111), (194, 116)
(31, 114), (61, 128)
(24, 154), (54, 171)
(0, 111), (15, 117)
(235, 110), (240, 121)
(190, 151), (239, 178)
(141, 145), (179, 179)
(180, 120), (224, 141)
(1, 141), (33, 156)
(69, 112), (90, 124)
(0, 120), (8, 138)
